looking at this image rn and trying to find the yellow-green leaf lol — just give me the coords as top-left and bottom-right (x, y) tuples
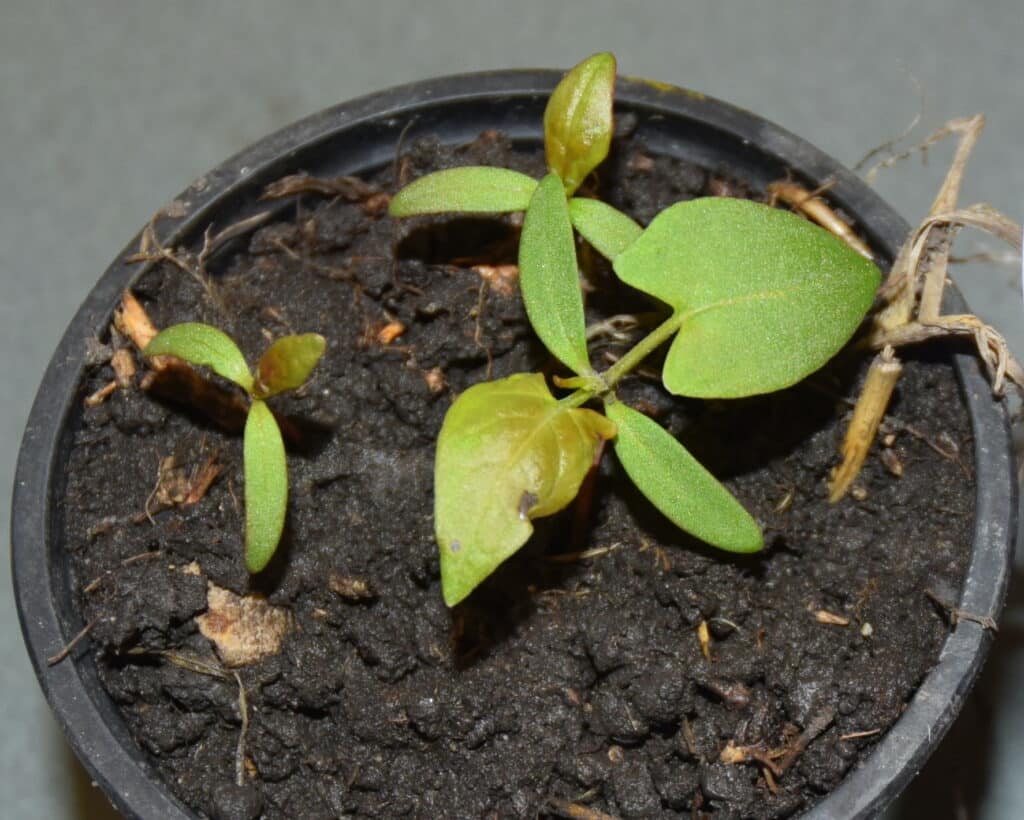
(569, 197), (642, 261)
(544, 52), (616, 195)
(254, 333), (326, 399)
(605, 401), (762, 553)
(613, 198), (881, 398)
(435, 373), (616, 606)
(520, 173), (591, 376)
(244, 399), (288, 573)
(388, 167), (538, 216)
(144, 323), (254, 393)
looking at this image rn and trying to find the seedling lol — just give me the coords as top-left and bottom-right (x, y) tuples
(144, 324), (326, 572)
(391, 53), (882, 606)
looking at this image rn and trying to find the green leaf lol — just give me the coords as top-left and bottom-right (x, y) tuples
(144, 323), (254, 393)
(243, 399), (288, 573)
(605, 401), (762, 553)
(520, 173), (591, 376)
(613, 198), (881, 398)
(544, 52), (617, 195)
(569, 197), (642, 261)
(388, 167), (538, 216)
(435, 373), (616, 606)
(254, 333), (326, 398)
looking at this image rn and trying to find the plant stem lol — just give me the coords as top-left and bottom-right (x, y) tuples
(558, 388), (597, 409)
(601, 312), (684, 388)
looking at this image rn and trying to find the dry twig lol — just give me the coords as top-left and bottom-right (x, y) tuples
(261, 173), (389, 215)
(234, 672), (250, 786)
(767, 180), (874, 260)
(829, 114), (1023, 499)
(925, 587), (998, 632)
(126, 208), (272, 304)
(46, 617), (100, 666)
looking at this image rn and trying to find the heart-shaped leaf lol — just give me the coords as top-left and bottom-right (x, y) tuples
(520, 173), (592, 376)
(255, 333), (326, 399)
(613, 197), (881, 398)
(144, 322), (254, 393)
(244, 399), (288, 573)
(569, 197), (642, 261)
(544, 52), (616, 195)
(605, 400), (762, 553)
(388, 166), (538, 216)
(435, 373), (616, 606)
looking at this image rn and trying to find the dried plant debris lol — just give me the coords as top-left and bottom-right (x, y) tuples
(197, 582), (292, 667)
(789, 114), (1024, 500)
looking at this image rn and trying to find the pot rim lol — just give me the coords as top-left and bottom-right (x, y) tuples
(11, 69), (1017, 820)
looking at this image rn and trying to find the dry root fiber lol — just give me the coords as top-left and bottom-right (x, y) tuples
(774, 115), (1024, 501)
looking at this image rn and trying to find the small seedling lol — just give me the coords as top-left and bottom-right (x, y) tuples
(391, 53), (882, 606)
(144, 324), (326, 572)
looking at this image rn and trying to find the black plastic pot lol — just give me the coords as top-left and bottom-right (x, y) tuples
(12, 70), (1016, 819)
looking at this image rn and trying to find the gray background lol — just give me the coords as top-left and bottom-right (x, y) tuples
(3, 1), (1022, 817)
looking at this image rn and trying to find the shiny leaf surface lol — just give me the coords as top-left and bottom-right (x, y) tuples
(255, 333), (326, 398)
(544, 52), (616, 195)
(435, 373), (616, 606)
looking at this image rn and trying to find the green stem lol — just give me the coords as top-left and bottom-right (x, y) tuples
(558, 387), (597, 409)
(601, 312), (684, 388)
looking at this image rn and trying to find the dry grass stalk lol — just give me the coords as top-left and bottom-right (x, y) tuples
(828, 346), (903, 501)
(767, 180), (874, 260)
(826, 114), (1023, 499)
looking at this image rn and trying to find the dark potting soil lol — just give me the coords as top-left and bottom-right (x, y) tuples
(63, 130), (974, 819)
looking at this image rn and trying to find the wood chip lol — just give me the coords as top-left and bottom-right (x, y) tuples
(814, 609), (850, 626)
(111, 347), (137, 387)
(880, 448), (904, 477)
(829, 345), (903, 502)
(84, 380), (118, 407)
(197, 582), (292, 667)
(698, 679), (751, 710)
(423, 367), (446, 394)
(377, 321), (406, 346)
(472, 263), (519, 296)
(697, 620), (712, 661)
(328, 572), (376, 602)
(115, 289), (159, 351)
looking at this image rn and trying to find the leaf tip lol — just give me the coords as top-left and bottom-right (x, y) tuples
(244, 543), (274, 574)
(439, 538), (474, 607)
(544, 52), (617, 195)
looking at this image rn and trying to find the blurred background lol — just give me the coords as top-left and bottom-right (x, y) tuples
(2, 1), (1021, 817)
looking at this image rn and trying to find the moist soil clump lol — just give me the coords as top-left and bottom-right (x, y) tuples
(63, 131), (974, 818)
